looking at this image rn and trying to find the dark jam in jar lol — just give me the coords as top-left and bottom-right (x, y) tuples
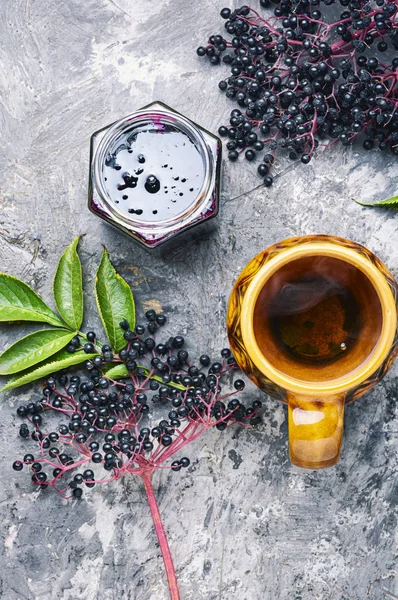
(103, 122), (205, 223)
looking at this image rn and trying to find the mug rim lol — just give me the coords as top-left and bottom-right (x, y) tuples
(240, 236), (397, 394)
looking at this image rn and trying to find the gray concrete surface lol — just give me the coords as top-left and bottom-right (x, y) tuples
(0, 1), (397, 599)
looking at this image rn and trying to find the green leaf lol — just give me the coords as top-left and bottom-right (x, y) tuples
(104, 363), (186, 391)
(103, 363), (130, 379)
(0, 274), (65, 326)
(0, 329), (77, 375)
(354, 195), (398, 209)
(53, 236), (84, 330)
(95, 249), (135, 353)
(0, 348), (99, 392)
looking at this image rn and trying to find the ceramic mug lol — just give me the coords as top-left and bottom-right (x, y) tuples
(227, 235), (398, 469)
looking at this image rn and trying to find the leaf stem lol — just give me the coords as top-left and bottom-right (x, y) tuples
(142, 472), (181, 600)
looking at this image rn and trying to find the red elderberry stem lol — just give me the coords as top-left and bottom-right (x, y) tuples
(142, 473), (181, 600)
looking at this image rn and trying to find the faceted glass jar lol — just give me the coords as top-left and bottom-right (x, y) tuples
(88, 101), (222, 249)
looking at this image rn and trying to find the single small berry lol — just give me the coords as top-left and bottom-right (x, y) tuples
(156, 314), (166, 326)
(220, 7), (231, 18)
(145, 310), (157, 321)
(148, 322), (157, 334)
(234, 379), (245, 391)
(263, 176), (273, 187)
(200, 355), (211, 367)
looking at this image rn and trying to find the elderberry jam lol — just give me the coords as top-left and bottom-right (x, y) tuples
(103, 123), (205, 223)
(89, 101), (221, 249)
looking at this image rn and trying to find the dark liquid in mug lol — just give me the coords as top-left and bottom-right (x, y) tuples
(270, 275), (360, 365)
(253, 256), (383, 382)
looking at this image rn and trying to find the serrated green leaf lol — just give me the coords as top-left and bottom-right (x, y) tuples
(95, 249), (135, 353)
(104, 363), (186, 391)
(53, 236), (84, 330)
(0, 273), (65, 326)
(0, 348), (98, 392)
(103, 363), (130, 379)
(0, 329), (77, 375)
(354, 195), (398, 209)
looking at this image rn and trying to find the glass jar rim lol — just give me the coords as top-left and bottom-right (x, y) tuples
(92, 106), (214, 234)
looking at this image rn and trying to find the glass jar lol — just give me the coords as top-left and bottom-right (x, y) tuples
(88, 101), (222, 249)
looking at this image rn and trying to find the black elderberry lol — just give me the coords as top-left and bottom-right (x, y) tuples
(216, 422), (227, 431)
(148, 322), (158, 334)
(145, 310), (157, 321)
(156, 314), (166, 326)
(177, 407), (188, 419)
(200, 355), (211, 367)
(220, 7), (231, 18)
(84, 343), (95, 354)
(17, 406), (27, 417)
(84, 468), (95, 481)
(177, 350), (188, 363)
(245, 149), (256, 161)
(161, 434), (173, 447)
(258, 163), (269, 177)
(234, 379), (245, 391)
(19, 424), (29, 438)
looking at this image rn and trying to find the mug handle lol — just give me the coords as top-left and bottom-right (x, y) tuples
(287, 392), (345, 469)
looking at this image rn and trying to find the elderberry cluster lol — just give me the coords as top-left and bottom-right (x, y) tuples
(13, 312), (261, 499)
(197, 1), (398, 186)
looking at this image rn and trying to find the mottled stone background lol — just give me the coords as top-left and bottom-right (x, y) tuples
(0, 1), (397, 599)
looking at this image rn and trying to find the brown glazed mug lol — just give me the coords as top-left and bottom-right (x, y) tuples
(227, 235), (398, 469)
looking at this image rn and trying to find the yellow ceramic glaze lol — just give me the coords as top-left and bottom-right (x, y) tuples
(227, 235), (398, 469)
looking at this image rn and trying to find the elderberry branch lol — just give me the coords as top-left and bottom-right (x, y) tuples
(12, 308), (263, 600)
(197, 0), (398, 186)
